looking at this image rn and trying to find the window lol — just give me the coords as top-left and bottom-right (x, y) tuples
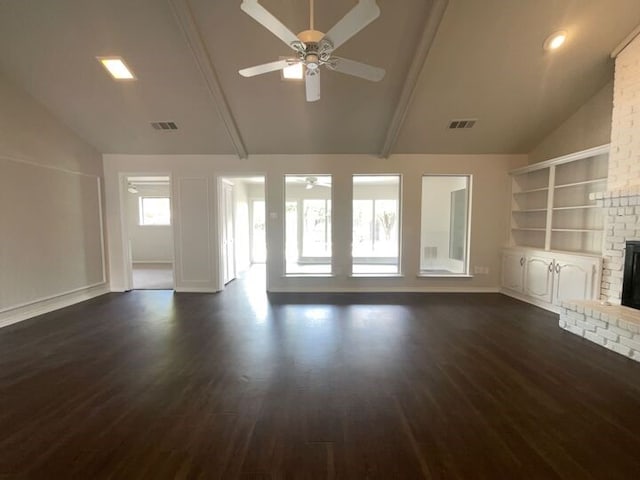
(420, 175), (470, 275)
(285, 175), (332, 275)
(139, 197), (171, 225)
(352, 175), (401, 274)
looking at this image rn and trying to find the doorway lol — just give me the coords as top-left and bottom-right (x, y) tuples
(220, 176), (266, 288)
(124, 175), (174, 290)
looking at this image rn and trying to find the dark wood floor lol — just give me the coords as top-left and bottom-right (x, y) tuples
(2, 269), (640, 479)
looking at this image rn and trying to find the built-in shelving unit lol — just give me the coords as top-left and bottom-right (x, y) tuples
(509, 145), (609, 255)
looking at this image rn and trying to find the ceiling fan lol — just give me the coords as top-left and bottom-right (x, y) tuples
(304, 176), (331, 189)
(239, 0), (385, 102)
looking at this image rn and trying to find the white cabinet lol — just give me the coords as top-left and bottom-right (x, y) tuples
(553, 256), (597, 306)
(524, 254), (554, 303)
(502, 251), (525, 292)
(501, 248), (601, 311)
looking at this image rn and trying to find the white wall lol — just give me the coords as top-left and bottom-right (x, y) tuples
(529, 81), (613, 164)
(104, 153), (526, 293)
(127, 184), (173, 263)
(0, 75), (106, 327)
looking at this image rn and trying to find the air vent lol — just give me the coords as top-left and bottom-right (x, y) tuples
(151, 121), (178, 131)
(448, 119), (477, 129)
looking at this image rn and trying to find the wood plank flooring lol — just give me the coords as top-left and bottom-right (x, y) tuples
(2, 268), (640, 478)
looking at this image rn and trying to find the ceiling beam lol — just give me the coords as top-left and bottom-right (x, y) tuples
(611, 23), (640, 58)
(168, 0), (248, 158)
(379, 0), (448, 158)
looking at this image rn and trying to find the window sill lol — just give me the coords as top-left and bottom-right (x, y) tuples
(283, 274), (335, 278)
(417, 273), (474, 278)
(349, 274), (404, 278)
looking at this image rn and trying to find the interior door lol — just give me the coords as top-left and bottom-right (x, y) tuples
(222, 183), (235, 284)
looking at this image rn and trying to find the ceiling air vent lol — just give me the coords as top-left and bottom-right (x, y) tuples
(151, 121), (178, 131)
(448, 119), (477, 129)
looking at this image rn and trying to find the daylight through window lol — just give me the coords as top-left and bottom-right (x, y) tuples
(420, 175), (470, 275)
(285, 175), (332, 275)
(352, 175), (401, 274)
(139, 197), (171, 226)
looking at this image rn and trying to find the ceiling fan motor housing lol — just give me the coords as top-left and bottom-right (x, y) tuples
(296, 30), (334, 68)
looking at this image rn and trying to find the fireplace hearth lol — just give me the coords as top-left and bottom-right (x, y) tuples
(622, 241), (640, 310)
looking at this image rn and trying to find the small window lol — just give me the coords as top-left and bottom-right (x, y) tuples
(139, 197), (171, 225)
(420, 175), (471, 275)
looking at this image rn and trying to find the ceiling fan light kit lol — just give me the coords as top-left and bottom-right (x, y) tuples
(239, 0), (386, 102)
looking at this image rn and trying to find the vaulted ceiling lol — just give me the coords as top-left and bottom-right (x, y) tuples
(0, 0), (638, 156)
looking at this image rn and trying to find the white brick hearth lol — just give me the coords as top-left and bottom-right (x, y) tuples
(560, 300), (640, 361)
(558, 31), (640, 362)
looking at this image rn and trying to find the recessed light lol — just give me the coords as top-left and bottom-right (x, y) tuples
(282, 62), (303, 80)
(544, 31), (567, 51)
(97, 56), (136, 80)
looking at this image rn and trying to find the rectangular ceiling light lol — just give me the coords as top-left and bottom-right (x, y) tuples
(282, 62), (303, 80)
(97, 56), (136, 80)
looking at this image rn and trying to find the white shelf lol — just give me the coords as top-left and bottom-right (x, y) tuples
(509, 145), (609, 254)
(554, 178), (607, 189)
(552, 205), (598, 211)
(513, 187), (549, 195)
(551, 228), (603, 233)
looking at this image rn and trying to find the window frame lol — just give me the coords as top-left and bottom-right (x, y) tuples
(418, 174), (472, 277)
(138, 196), (172, 226)
(283, 174), (333, 276)
(351, 174), (402, 276)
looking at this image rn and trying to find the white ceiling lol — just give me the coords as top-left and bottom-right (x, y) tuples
(0, 0), (638, 156)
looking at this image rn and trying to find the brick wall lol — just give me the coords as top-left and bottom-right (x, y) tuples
(559, 33), (640, 362)
(608, 34), (640, 192)
(599, 33), (640, 303)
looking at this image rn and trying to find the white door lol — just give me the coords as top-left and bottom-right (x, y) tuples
(553, 258), (596, 305)
(524, 254), (554, 303)
(502, 251), (525, 292)
(222, 183), (236, 284)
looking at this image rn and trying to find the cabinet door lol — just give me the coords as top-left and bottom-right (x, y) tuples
(502, 252), (524, 292)
(553, 258), (596, 305)
(524, 255), (554, 303)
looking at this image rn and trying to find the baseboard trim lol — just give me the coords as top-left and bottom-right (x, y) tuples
(132, 261), (174, 265)
(500, 289), (561, 314)
(174, 287), (221, 293)
(267, 286), (501, 293)
(0, 283), (110, 329)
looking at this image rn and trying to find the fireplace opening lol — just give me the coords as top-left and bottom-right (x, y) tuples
(622, 241), (640, 310)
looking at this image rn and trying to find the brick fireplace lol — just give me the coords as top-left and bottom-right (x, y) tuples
(558, 32), (640, 362)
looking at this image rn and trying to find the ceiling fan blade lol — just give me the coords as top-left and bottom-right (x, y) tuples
(305, 69), (321, 102)
(239, 59), (296, 77)
(241, 0), (303, 50)
(322, 0), (380, 51)
(328, 57), (385, 82)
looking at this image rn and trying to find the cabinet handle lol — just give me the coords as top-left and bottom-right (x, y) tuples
(555, 263), (561, 274)
(520, 257), (524, 266)
(548, 262), (554, 273)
